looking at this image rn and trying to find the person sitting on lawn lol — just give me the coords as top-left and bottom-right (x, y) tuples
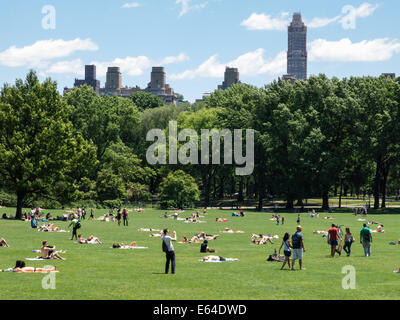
(0, 238), (9, 247)
(372, 225), (385, 233)
(252, 234), (274, 245)
(87, 235), (102, 244)
(40, 241), (65, 260)
(200, 240), (216, 253)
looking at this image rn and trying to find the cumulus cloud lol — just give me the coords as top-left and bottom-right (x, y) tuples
(176, 0), (207, 18)
(160, 53), (189, 65)
(240, 12), (290, 31)
(242, 2), (380, 31)
(122, 2), (140, 8)
(309, 38), (400, 62)
(0, 38), (98, 69)
(46, 59), (85, 75)
(170, 49), (287, 80)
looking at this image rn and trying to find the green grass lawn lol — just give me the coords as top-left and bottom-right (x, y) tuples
(0, 207), (399, 300)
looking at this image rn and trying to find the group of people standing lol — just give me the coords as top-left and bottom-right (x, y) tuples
(278, 222), (374, 271)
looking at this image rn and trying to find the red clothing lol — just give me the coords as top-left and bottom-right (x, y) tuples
(328, 227), (339, 241)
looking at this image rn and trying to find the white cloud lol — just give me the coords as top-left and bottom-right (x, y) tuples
(176, 0), (207, 18)
(0, 38), (98, 68)
(309, 38), (400, 62)
(307, 16), (341, 28)
(91, 56), (152, 77)
(240, 12), (290, 31)
(122, 2), (140, 8)
(242, 2), (380, 31)
(170, 49), (287, 80)
(160, 53), (189, 65)
(46, 59), (84, 75)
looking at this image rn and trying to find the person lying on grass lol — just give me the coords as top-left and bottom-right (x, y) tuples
(78, 235), (102, 244)
(0, 238), (9, 247)
(216, 218), (228, 222)
(138, 228), (161, 232)
(41, 241), (65, 260)
(313, 230), (328, 235)
(1, 260), (58, 273)
(149, 231), (163, 237)
(368, 221), (382, 225)
(372, 225), (385, 233)
(201, 255), (238, 262)
(38, 224), (63, 232)
(251, 234), (275, 245)
(223, 228), (244, 234)
(197, 232), (219, 240)
(112, 242), (138, 249)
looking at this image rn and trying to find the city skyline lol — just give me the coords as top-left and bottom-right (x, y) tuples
(0, 1), (399, 102)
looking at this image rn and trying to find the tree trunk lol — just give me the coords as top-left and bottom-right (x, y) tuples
(16, 191), (25, 220)
(381, 162), (390, 209)
(322, 190), (329, 210)
(238, 177), (244, 202)
(339, 180), (343, 209)
(373, 156), (382, 209)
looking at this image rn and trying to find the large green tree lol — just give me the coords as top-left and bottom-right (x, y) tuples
(0, 71), (96, 218)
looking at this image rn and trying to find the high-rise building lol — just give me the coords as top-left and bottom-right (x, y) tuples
(218, 67), (240, 90)
(145, 67), (178, 105)
(105, 67), (122, 91)
(287, 12), (307, 81)
(70, 64), (100, 94)
(382, 73), (396, 80)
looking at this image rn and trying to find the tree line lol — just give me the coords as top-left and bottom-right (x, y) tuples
(0, 71), (399, 218)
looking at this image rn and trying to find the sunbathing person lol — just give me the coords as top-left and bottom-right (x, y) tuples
(252, 234), (274, 245)
(372, 225), (385, 233)
(313, 230), (328, 235)
(202, 255), (238, 262)
(113, 242), (138, 249)
(393, 267), (400, 273)
(223, 228), (244, 234)
(325, 216), (334, 220)
(86, 235), (102, 244)
(38, 224), (61, 232)
(0, 238), (9, 247)
(368, 221), (381, 225)
(138, 228), (161, 232)
(197, 232), (219, 240)
(40, 241), (65, 260)
(149, 232), (163, 237)
(216, 218), (228, 222)
(1, 261), (57, 273)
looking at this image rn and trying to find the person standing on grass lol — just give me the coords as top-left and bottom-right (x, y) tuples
(328, 224), (341, 257)
(282, 216), (285, 225)
(69, 217), (80, 241)
(297, 214), (301, 224)
(291, 226), (306, 271)
(343, 228), (355, 257)
(122, 208), (128, 226)
(278, 232), (291, 270)
(162, 229), (177, 274)
(89, 208), (94, 220)
(116, 209), (122, 226)
(360, 223), (372, 257)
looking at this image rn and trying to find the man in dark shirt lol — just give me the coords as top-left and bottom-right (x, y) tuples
(291, 226), (306, 271)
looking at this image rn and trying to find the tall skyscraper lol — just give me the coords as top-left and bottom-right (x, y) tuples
(218, 67), (240, 90)
(105, 67), (122, 91)
(72, 64), (100, 94)
(287, 13), (307, 81)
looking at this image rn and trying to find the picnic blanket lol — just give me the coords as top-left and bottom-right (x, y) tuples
(25, 257), (56, 261)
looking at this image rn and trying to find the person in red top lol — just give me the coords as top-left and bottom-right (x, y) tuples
(328, 224), (341, 257)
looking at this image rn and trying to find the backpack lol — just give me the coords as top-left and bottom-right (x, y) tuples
(162, 239), (169, 253)
(75, 221), (81, 229)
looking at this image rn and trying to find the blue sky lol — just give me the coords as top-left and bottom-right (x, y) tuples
(0, 0), (399, 102)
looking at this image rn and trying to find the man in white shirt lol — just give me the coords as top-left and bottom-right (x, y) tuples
(162, 229), (177, 274)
